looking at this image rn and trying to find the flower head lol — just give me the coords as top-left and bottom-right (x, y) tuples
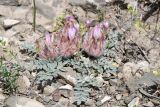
(58, 15), (80, 57)
(82, 21), (108, 57)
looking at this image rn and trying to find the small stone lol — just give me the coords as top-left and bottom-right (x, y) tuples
(35, 0), (55, 19)
(32, 72), (37, 77)
(27, 11), (51, 26)
(96, 74), (104, 86)
(54, 97), (70, 107)
(122, 62), (137, 81)
(3, 19), (20, 28)
(59, 84), (73, 91)
(87, 12), (97, 19)
(101, 95), (111, 104)
(5, 96), (45, 107)
(43, 25), (53, 32)
(115, 94), (122, 100)
(96, 95), (112, 106)
(58, 84), (73, 98)
(109, 79), (121, 86)
(117, 72), (123, 79)
(44, 85), (56, 96)
(13, 7), (29, 19)
(0, 88), (3, 93)
(52, 89), (61, 102)
(71, 7), (86, 21)
(5, 29), (18, 37)
(18, 0), (31, 6)
(135, 72), (142, 78)
(103, 73), (111, 78)
(0, 5), (12, 17)
(0, 0), (19, 6)
(58, 67), (77, 86)
(128, 97), (139, 107)
(16, 75), (31, 93)
(0, 93), (5, 101)
(109, 86), (116, 94)
(59, 90), (71, 98)
(143, 101), (154, 107)
(137, 61), (150, 73)
(85, 99), (95, 106)
(68, 0), (87, 6)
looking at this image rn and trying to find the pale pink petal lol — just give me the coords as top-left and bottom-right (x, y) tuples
(68, 27), (76, 40)
(93, 25), (102, 39)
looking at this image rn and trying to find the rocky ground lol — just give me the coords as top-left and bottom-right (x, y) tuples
(0, 0), (160, 107)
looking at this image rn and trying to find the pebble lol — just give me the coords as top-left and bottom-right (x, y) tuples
(16, 75), (31, 93)
(0, 93), (5, 101)
(3, 19), (20, 28)
(58, 67), (77, 86)
(109, 86), (116, 94)
(128, 97), (139, 107)
(122, 62), (137, 81)
(137, 61), (150, 73)
(109, 79), (121, 86)
(43, 85), (56, 96)
(116, 94), (122, 100)
(59, 84), (73, 91)
(101, 95), (112, 104)
(143, 101), (154, 107)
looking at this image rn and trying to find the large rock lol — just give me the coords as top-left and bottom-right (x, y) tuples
(0, 0), (19, 6)
(5, 96), (45, 107)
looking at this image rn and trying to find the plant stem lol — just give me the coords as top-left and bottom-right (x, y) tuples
(33, 0), (36, 32)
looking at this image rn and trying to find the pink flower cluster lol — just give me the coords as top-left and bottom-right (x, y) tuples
(83, 20), (109, 57)
(36, 16), (109, 60)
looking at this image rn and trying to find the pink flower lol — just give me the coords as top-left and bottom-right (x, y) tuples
(36, 32), (60, 60)
(68, 26), (77, 41)
(85, 20), (92, 28)
(58, 16), (80, 57)
(83, 21), (108, 57)
(102, 21), (109, 29)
